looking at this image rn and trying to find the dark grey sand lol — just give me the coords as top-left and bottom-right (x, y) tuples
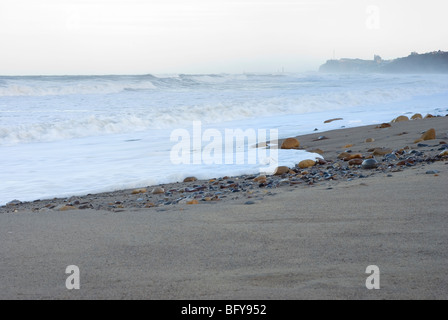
(1, 116), (447, 299)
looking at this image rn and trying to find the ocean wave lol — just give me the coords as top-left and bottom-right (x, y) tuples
(1, 73), (448, 145)
(0, 74), (258, 97)
(0, 78), (158, 97)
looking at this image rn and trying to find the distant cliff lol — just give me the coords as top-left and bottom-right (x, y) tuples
(319, 51), (448, 73)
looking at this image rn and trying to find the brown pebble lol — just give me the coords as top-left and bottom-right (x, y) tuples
(391, 115), (409, 123)
(281, 138), (300, 149)
(274, 166), (290, 175)
(397, 159), (414, 166)
(415, 128), (436, 143)
(132, 188), (147, 194)
(298, 159), (315, 169)
(58, 205), (77, 211)
(372, 148), (393, 156)
(365, 138), (375, 143)
(348, 159), (363, 165)
(338, 152), (351, 159)
(324, 118), (343, 123)
(183, 177), (198, 182)
(348, 153), (363, 160)
(376, 123), (391, 129)
(151, 187), (165, 194)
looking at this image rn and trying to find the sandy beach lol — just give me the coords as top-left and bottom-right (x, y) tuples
(1, 115), (447, 299)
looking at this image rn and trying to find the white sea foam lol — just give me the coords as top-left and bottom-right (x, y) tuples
(1, 73), (448, 205)
(1, 73), (447, 145)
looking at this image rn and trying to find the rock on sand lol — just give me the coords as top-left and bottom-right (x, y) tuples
(274, 166), (290, 175)
(392, 115), (409, 123)
(281, 138), (300, 149)
(324, 118), (343, 124)
(361, 159), (378, 169)
(298, 159), (315, 169)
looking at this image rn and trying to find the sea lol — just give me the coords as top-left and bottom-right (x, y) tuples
(1, 72), (448, 205)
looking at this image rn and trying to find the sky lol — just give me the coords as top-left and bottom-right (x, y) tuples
(0, 0), (447, 75)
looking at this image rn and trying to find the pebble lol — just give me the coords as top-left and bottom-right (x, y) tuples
(361, 159), (378, 169)
(348, 153), (362, 160)
(131, 188), (147, 194)
(274, 166), (290, 175)
(324, 118), (343, 123)
(6, 199), (22, 206)
(384, 153), (398, 161)
(56, 205), (77, 211)
(415, 128), (436, 143)
(426, 170), (439, 174)
(348, 159), (363, 166)
(408, 150), (423, 156)
(338, 152), (351, 159)
(298, 159), (315, 169)
(151, 187), (165, 194)
(281, 137), (300, 149)
(392, 115), (409, 122)
(245, 201), (256, 205)
(372, 148), (393, 156)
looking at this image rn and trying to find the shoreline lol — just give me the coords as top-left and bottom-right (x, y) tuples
(2, 116), (447, 214)
(1, 115), (448, 299)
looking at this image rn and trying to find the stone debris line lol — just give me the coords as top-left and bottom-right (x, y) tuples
(2, 140), (447, 214)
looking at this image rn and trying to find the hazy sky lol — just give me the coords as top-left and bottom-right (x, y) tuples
(0, 0), (447, 75)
